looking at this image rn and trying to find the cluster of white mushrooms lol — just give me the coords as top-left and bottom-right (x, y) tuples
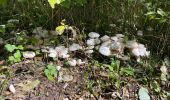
(85, 32), (150, 61)
(40, 43), (85, 66)
(23, 31), (150, 63)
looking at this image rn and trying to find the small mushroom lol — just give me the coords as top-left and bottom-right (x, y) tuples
(88, 32), (100, 38)
(99, 46), (111, 56)
(69, 43), (82, 51)
(9, 84), (16, 94)
(23, 51), (36, 59)
(86, 39), (95, 46)
(85, 50), (94, 54)
(100, 35), (110, 42)
(68, 59), (77, 66)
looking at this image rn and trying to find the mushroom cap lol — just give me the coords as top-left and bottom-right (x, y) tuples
(68, 59), (77, 66)
(126, 40), (138, 49)
(85, 49), (94, 54)
(87, 39), (96, 46)
(88, 32), (100, 38)
(99, 46), (111, 56)
(23, 51), (36, 59)
(100, 35), (110, 42)
(69, 43), (82, 51)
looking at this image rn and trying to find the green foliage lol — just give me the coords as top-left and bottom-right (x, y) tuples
(5, 44), (23, 52)
(120, 67), (135, 76)
(150, 80), (161, 93)
(47, 0), (86, 8)
(4, 44), (23, 64)
(44, 64), (58, 81)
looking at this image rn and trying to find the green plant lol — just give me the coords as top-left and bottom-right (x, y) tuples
(47, 0), (87, 8)
(44, 64), (58, 81)
(120, 67), (135, 76)
(4, 44), (23, 64)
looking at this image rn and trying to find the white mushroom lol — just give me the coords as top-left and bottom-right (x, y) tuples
(68, 59), (77, 66)
(56, 66), (61, 71)
(48, 48), (57, 58)
(55, 46), (69, 58)
(110, 42), (123, 52)
(9, 84), (16, 94)
(101, 40), (112, 47)
(87, 39), (96, 46)
(126, 40), (138, 49)
(99, 46), (111, 56)
(88, 32), (100, 38)
(69, 43), (82, 51)
(23, 51), (36, 59)
(116, 34), (124, 38)
(85, 50), (94, 54)
(94, 38), (101, 45)
(100, 35), (110, 42)
(111, 36), (118, 42)
(77, 59), (85, 65)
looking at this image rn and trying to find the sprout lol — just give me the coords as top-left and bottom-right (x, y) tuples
(69, 43), (82, 51)
(100, 35), (110, 42)
(99, 46), (111, 56)
(22, 51), (36, 59)
(88, 32), (100, 38)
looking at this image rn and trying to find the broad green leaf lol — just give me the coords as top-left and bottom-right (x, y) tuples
(8, 56), (15, 62)
(138, 87), (150, 100)
(5, 44), (17, 52)
(14, 50), (21, 59)
(55, 25), (65, 35)
(108, 65), (114, 72)
(17, 45), (24, 50)
(56, 0), (64, 4)
(48, 0), (57, 8)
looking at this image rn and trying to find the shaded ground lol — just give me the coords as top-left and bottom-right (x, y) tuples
(0, 59), (165, 100)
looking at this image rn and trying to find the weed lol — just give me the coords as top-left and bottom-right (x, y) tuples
(44, 64), (58, 81)
(4, 44), (24, 64)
